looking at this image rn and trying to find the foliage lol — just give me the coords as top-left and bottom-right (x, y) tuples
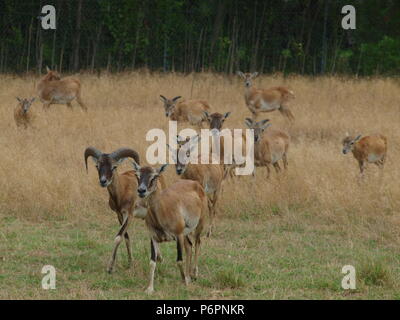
(0, 0), (399, 75)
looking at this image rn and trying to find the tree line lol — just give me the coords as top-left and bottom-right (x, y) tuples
(0, 0), (399, 76)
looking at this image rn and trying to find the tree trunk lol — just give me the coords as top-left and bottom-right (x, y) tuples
(209, 0), (227, 69)
(91, 24), (102, 72)
(73, 0), (83, 71)
(321, 0), (329, 74)
(26, 18), (33, 74)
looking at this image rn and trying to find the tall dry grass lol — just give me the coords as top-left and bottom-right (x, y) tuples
(0, 72), (399, 244)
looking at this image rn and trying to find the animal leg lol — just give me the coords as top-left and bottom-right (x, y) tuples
(191, 233), (201, 279)
(184, 236), (193, 284)
(210, 189), (221, 235)
(273, 162), (281, 174)
(67, 102), (73, 109)
(76, 91), (88, 112)
(265, 164), (271, 179)
(145, 238), (158, 294)
(206, 198), (214, 238)
(279, 104), (295, 122)
(282, 153), (288, 170)
(176, 234), (189, 284)
(107, 212), (132, 273)
(116, 212), (132, 268)
(251, 110), (258, 121)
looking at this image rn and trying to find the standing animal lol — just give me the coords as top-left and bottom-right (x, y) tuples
(131, 162), (208, 294)
(244, 118), (290, 177)
(168, 135), (225, 237)
(342, 133), (387, 176)
(237, 71), (295, 121)
(14, 97), (35, 129)
(205, 111), (254, 179)
(205, 111), (239, 178)
(84, 147), (156, 274)
(37, 67), (87, 111)
(160, 95), (211, 129)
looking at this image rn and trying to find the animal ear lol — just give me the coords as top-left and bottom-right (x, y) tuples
(114, 157), (127, 167)
(251, 72), (259, 78)
(16, 97), (22, 102)
(30, 97), (36, 103)
(167, 144), (178, 162)
(223, 112), (231, 119)
(160, 95), (167, 102)
(261, 123), (272, 130)
(90, 157), (98, 166)
(131, 160), (141, 172)
(258, 119), (270, 127)
(46, 66), (51, 72)
(190, 134), (200, 146)
(237, 71), (244, 78)
(157, 164), (168, 175)
(189, 137), (200, 153)
(167, 143), (177, 152)
(345, 132), (349, 137)
(176, 135), (185, 143)
(172, 96), (182, 102)
(244, 118), (253, 128)
(354, 135), (362, 142)
(204, 111), (210, 120)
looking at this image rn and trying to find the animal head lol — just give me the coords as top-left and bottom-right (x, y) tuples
(131, 162), (168, 198)
(237, 71), (259, 88)
(16, 97), (35, 113)
(244, 118), (272, 142)
(168, 135), (200, 175)
(44, 66), (61, 81)
(84, 147), (140, 188)
(342, 133), (362, 154)
(159, 95), (182, 118)
(204, 111), (231, 131)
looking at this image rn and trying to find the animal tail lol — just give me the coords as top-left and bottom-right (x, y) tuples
(201, 101), (212, 111)
(279, 105), (295, 122)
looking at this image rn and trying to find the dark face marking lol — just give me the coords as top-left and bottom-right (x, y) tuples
(18, 98), (34, 113)
(175, 147), (191, 175)
(342, 137), (355, 154)
(136, 167), (159, 198)
(45, 70), (61, 81)
(161, 96), (180, 117)
(245, 119), (270, 143)
(208, 113), (225, 131)
(96, 155), (117, 187)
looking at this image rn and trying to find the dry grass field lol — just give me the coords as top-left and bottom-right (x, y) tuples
(1, 72), (400, 299)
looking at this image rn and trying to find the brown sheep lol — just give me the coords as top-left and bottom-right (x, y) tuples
(14, 97), (35, 129)
(37, 67), (87, 111)
(342, 133), (388, 176)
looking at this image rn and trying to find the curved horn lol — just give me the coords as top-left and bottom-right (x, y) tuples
(84, 147), (102, 173)
(110, 148), (140, 165)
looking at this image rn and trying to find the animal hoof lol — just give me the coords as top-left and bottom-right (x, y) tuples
(106, 264), (114, 274)
(191, 267), (199, 280)
(157, 255), (163, 263)
(185, 276), (191, 285)
(145, 287), (154, 295)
